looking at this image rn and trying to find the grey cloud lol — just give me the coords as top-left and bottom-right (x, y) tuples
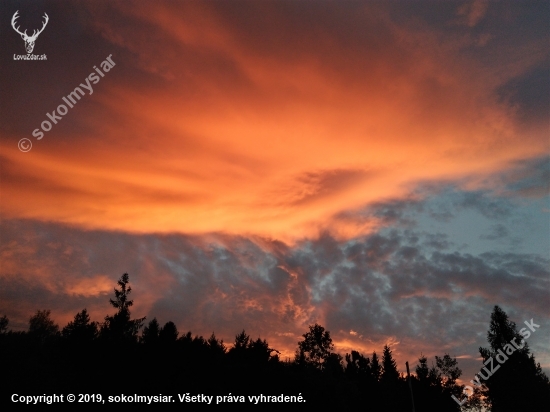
(480, 224), (509, 240)
(1, 218), (548, 379)
(498, 64), (550, 126)
(502, 156), (550, 198)
(422, 233), (452, 250)
(458, 191), (512, 219)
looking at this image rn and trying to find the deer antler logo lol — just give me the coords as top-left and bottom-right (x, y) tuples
(11, 10), (49, 54)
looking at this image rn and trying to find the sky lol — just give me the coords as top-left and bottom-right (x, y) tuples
(1, 0), (549, 383)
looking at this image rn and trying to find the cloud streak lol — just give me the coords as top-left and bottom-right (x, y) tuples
(1, 1), (548, 241)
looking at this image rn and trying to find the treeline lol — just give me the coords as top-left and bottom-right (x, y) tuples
(1, 274), (549, 411)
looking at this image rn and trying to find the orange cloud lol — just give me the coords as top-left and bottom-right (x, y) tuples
(1, 1), (547, 243)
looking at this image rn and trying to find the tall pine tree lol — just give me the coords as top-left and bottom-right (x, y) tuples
(381, 344), (400, 385)
(371, 351), (382, 382)
(478, 306), (550, 411)
(100, 274), (145, 343)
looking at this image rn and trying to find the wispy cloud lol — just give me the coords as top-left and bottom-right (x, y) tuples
(1, 1), (547, 241)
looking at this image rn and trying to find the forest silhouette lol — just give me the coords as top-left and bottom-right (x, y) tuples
(2, 274), (549, 410)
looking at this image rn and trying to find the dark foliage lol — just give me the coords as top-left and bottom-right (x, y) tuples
(2, 278), (548, 411)
(0, 315), (8, 334)
(62, 309), (98, 342)
(28, 309), (60, 343)
(294, 323), (335, 370)
(477, 305), (550, 411)
(100, 273), (146, 343)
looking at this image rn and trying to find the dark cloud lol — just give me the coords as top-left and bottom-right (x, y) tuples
(1, 218), (548, 379)
(371, 198), (424, 227)
(458, 191), (511, 219)
(498, 64), (550, 125)
(480, 223), (509, 240)
(421, 233), (452, 250)
(502, 156), (550, 198)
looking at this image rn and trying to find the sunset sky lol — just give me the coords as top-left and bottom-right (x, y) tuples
(1, 0), (549, 382)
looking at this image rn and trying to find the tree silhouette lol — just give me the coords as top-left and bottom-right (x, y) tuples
(415, 353), (443, 388)
(345, 350), (371, 379)
(207, 332), (227, 357)
(62, 309), (98, 342)
(6, 298), (537, 410)
(478, 305), (550, 411)
(249, 337), (280, 364)
(227, 329), (279, 366)
(142, 318), (160, 345)
(416, 354), (429, 382)
(233, 330), (251, 350)
(29, 309), (60, 342)
(295, 323), (334, 370)
(109, 273), (134, 312)
(414, 353), (463, 412)
(159, 321), (179, 344)
(435, 354), (461, 390)
(228, 330), (252, 365)
(0, 315), (8, 334)
(381, 344), (400, 384)
(100, 273), (145, 343)
(371, 351), (382, 382)
(323, 352), (344, 375)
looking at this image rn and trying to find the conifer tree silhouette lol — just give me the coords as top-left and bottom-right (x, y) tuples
(142, 318), (160, 345)
(249, 337), (279, 364)
(110, 273), (134, 312)
(228, 330), (251, 363)
(435, 354), (461, 391)
(371, 351), (382, 382)
(478, 306), (550, 411)
(100, 273), (145, 343)
(381, 344), (399, 384)
(207, 332), (227, 357)
(159, 321), (179, 343)
(416, 354), (430, 383)
(62, 309), (98, 342)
